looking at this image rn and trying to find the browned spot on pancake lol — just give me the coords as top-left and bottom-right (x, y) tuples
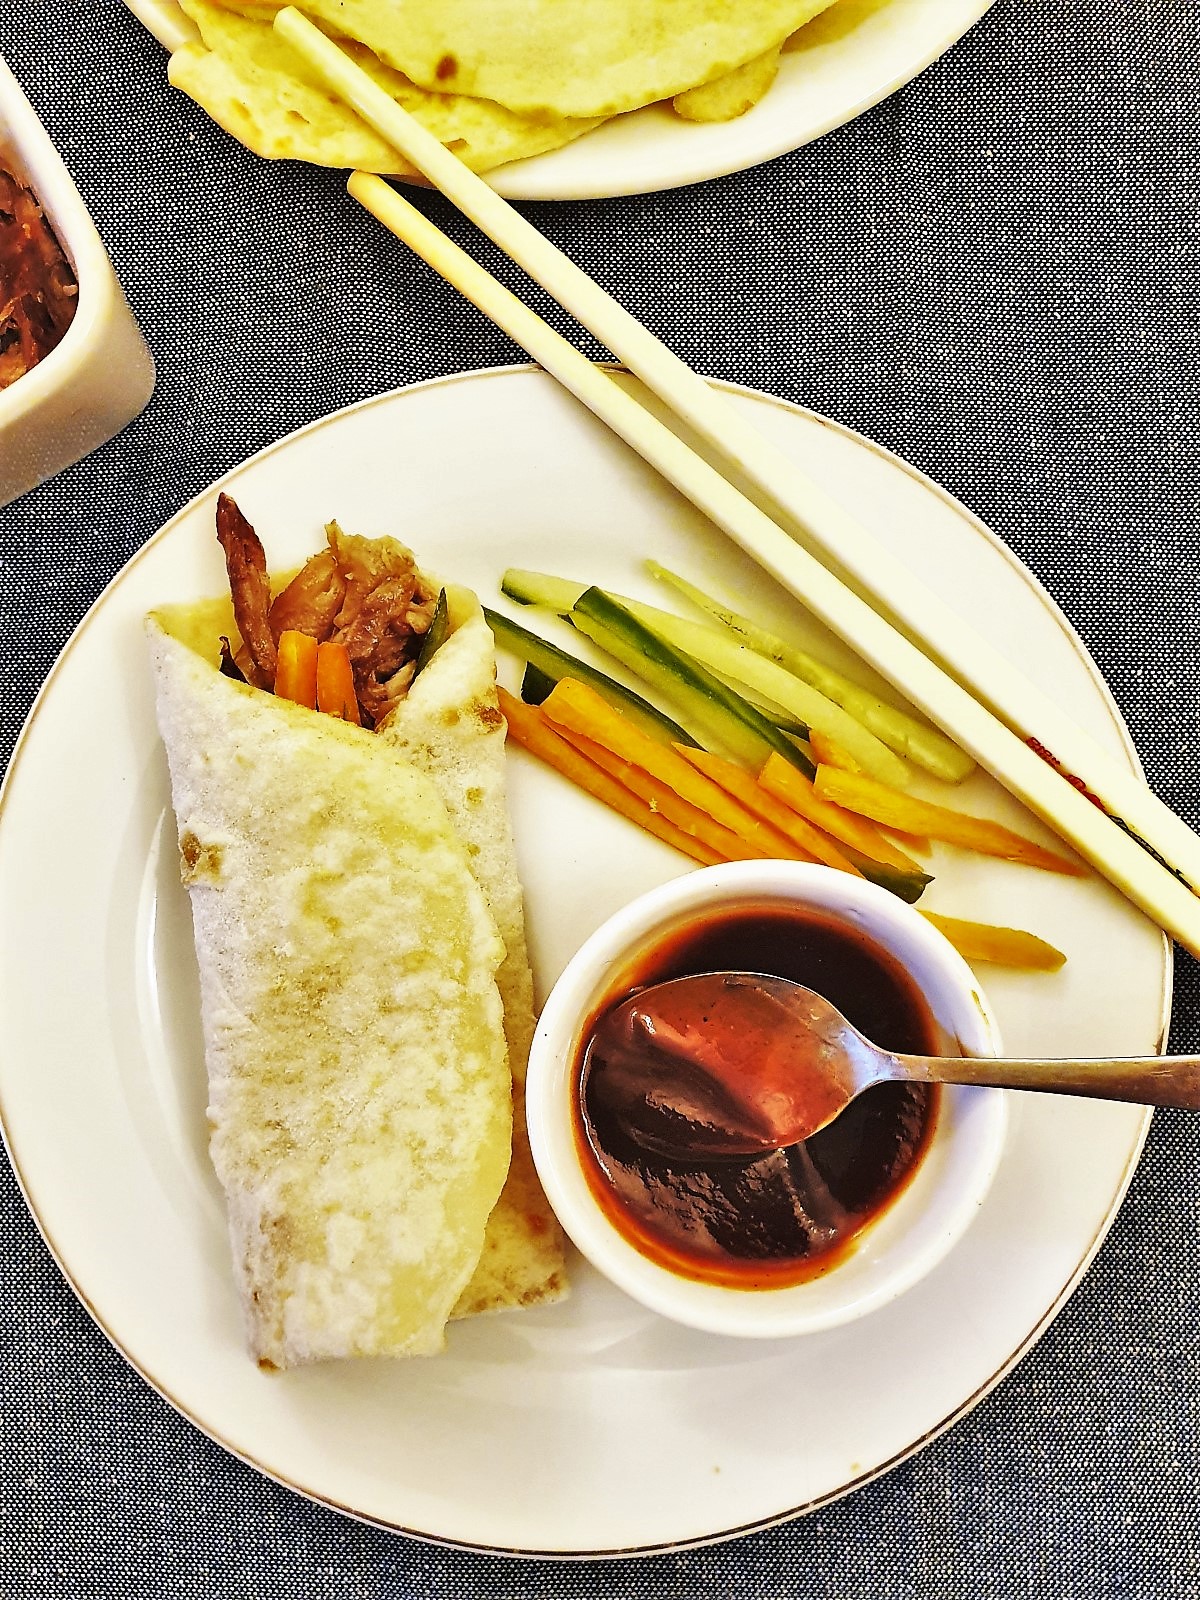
(474, 700), (503, 729)
(180, 831), (224, 885)
(435, 52), (457, 82)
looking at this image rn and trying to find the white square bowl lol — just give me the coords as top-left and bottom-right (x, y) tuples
(0, 52), (155, 509)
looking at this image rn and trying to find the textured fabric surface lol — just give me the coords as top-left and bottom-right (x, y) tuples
(2, 1), (1199, 1594)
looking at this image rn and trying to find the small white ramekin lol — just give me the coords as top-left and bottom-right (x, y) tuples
(526, 861), (1007, 1338)
(0, 53), (155, 509)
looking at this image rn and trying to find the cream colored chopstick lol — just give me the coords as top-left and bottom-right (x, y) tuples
(275, 4), (1200, 907)
(274, 6), (1200, 954)
(343, 173), (1200, 955)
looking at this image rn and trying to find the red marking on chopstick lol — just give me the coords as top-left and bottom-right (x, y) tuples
(1027, 736), (1196, 891)
(1026, 737), (1107, 811)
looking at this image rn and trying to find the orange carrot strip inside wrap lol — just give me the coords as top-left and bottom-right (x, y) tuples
(316, 640), (361, 724)
(274, 629), (319, 708)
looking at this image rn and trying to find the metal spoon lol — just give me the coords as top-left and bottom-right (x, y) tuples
(587, 971), (1200, 1159)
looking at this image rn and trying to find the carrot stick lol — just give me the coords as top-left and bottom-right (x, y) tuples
(758, 752), (925, 872)
(553, 725), (768, 863)
(808, 728), (932, 850)
(498, 688), (724, 865)
(809, 728), (931, 851)
(675, 745), (862, 876)
(808, 728), (863, 775)
(813, 766), (1088, 877)
(541, 677), (801, 860)
(274, 629), (318, 708)
(316, 640), (360, 724)
(921, 911), (1067, 971)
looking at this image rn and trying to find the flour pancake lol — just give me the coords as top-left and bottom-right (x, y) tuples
(248, 0), (840, 119)
(148, 602), (512, 1368)
(672, 46), (783, 123)
(378, 587), (567, 1315)
(169, 0), (599, 175)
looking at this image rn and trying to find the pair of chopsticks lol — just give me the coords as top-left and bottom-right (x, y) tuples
(274, 6), (1200, 958)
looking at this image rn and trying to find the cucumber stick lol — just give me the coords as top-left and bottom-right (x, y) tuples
(840, 847), (931, 905)
(646, 561), (975, 784)
(620, 607), (910, 788)
(719, 683), (809, 737)
(501, 568), (907, 786)
(570, 589), (815, 779)
(501, 570), (583, 612)
(520, 661), (557, 705)
(483, 605), (698, 747)
(412, 587), (449, 678)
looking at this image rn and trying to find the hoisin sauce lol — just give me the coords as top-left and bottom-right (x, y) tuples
(575, 903), (942, 1290)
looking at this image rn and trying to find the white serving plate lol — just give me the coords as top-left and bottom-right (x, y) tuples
(0, 368), (1166, 1556)
(0, 53), (155, 509)
(125, 0), (997, 199)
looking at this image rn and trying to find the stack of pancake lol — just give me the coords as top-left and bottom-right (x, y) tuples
(163, 0), (842, 173)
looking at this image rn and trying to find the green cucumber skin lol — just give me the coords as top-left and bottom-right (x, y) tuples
(852, 857), (932, 904)
(572, 588), (815, 780)
(521, 661), (557, 706)
(483, 604), (698, 747)
(412, 587), (449, 679)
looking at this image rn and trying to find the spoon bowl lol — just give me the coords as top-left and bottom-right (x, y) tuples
(592, 970), (1200, 1160)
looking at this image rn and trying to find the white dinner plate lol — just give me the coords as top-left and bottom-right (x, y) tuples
(125, 0), (997, 199)
(0, 368), (1167, 1557)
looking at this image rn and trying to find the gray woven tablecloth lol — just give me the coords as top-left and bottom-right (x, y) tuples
(2, 2), (1199, 1594)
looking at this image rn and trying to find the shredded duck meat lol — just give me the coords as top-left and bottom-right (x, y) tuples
(268, 548), (346, 643)
(0, 166), (77, 390)
(325, 524), (433, 633)
(215, 497), (438, 723)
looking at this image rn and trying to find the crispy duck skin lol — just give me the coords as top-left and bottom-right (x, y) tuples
(216, 493), (277, 688)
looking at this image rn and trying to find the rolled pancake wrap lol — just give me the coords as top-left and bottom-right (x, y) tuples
(148, 590), (527, 1367)
(378, 586), (568, 1317)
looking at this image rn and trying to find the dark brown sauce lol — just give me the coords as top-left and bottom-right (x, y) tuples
(575, 903), (943, 1290)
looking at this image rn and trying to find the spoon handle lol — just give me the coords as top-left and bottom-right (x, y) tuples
(895, 1051), (1200, 1109)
